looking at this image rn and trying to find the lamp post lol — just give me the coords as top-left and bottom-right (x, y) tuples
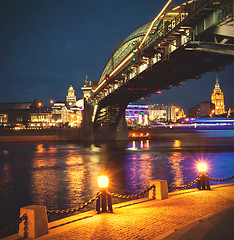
(197, 162), (210, 190)
(38, 102), (42, 114)
(96, 176), (113, 213)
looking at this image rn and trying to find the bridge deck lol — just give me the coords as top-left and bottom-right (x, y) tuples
(6, 183), (234, 239)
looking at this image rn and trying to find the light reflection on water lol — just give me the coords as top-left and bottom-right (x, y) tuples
(0, 139), (234, 229)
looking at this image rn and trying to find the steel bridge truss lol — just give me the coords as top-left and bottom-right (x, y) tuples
(91, 0), (234, 129)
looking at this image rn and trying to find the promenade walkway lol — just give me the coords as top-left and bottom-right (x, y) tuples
(5, 183), (234, 240)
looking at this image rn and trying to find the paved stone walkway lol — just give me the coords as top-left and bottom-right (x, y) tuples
(5, 183), (234, 240)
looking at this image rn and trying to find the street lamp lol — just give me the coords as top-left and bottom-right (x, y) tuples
(197, 162), (207, 172)
(197, 162), (210, 190)
(96, 176), (113, 213)
(38, 102), (42, 114)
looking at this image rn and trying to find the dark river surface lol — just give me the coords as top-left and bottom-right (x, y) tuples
(0, 132), (234, 233)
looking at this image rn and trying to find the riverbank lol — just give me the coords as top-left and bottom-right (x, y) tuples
(4, 183), (234, 240)
(1, 127), (234, 143)
(0, 128), (81, 142)
(129, 127), (234, 140)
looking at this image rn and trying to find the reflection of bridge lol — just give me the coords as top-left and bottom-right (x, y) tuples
(81, 0), (234, 141)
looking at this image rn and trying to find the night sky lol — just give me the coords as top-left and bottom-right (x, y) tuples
(0, 0), (233, 113)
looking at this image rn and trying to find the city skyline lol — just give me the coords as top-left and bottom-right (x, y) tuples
(0, 0), (233, 113)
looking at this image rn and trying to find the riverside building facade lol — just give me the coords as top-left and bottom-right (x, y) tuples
(211, 73), (225, 115)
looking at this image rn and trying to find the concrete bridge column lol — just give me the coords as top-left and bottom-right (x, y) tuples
(93, 113), (129, 142)
(81, 99), (94, 142)
(81, 100), (129, 142)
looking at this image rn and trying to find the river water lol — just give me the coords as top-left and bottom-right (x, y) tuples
(0, 135), (234, 232)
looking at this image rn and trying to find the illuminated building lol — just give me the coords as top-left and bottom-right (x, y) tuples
(148, 104), (167, 122)
(0, 114), (8, 124)
(125, 104), (150, 126)
(0, 100), (42, 128)
(126, 104), (184, 126)
(148, 104), (184, 123)
(188, 102), (215, 118)
(211, 73), (225, 115)
(66, 85), (77, 108)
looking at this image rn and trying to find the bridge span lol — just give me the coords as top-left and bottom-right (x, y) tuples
(81, 0), (234, 141)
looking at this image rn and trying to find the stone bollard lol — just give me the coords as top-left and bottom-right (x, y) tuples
(19, 205), (48, 238)
(149, 180), (168, 200)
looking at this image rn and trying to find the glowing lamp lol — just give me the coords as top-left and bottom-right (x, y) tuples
(98, 176), (109, 189)
(197, 162), (207, 172)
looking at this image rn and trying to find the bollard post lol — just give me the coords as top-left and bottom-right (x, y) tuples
(96, 176), (113, 213)
(197, 173), (211, 190)
(18, 205), (48, 238)
(96, 194), (101, 214)
(101, 190), (107, 212)
(197, 162), (210, 190)
(96, 190), (113, 213)
(149, 180), (168, 200)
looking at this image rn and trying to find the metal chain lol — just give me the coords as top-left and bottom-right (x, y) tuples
(0, 214), (27, 238)
(47, 192), (101, 215)
(208, 175), (234, 182)
(168, 175), (201, 190)
(109, 184), (155, 199)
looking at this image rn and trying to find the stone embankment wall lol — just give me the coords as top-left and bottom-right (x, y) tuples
(0, 128), (81, 143)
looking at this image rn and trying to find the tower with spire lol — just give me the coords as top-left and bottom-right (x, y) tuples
(66, 85), (77, 108)
(211, 73), (225, 115)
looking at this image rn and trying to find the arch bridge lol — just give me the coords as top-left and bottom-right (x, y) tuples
(81, 0), (234, 141)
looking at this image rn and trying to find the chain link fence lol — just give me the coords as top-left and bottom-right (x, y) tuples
(168, 174), (234, 190)
(168, 175), (201, 190)
(47, 192), (101, 215)
(0, 214), (27, 238)
(1, 174), (233, 238)
(109, 185), (155, 199)
(208, 175), (234, 182)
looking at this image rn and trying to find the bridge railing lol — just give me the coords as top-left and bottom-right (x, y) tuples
(142, 0), (205, 50)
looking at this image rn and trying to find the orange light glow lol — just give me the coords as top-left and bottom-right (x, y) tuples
(97, 175), (109, 188)
(173, 140), (181, 149)
(139, 0), (173, 49)
(197, 162), (207, 172)
(50, 100), (54, 104)
(109, 52), (135, 77)
(38, 102), (42, 107)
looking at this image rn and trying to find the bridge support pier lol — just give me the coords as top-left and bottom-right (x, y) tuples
(81, 100), (128, 142)
(94, 114), (129, 142)
(81, 99), (94, 142)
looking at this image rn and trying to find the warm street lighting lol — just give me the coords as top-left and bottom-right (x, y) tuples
(97, 175), (109, 189)
(96, 175), (112, 213)
(197, 162), (207, 172)
(197, 162), (210, 190)
(50, 100), (54, 104)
